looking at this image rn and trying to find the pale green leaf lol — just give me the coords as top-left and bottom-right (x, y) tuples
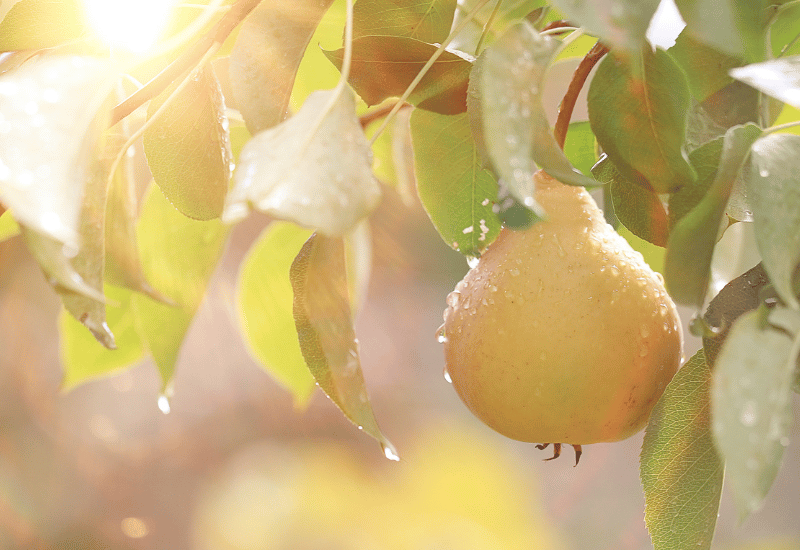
(410, 110), (500, 256)
(224, 87), (381, 236)
(0, 209), (19, 241)
(712, 308), (797, 519)
(731, 56), (800, 111)
(562, 121), (597, 176)
(353, 0), (456, 43)
(0, 0), (87, 52)
(237, 222), (316, 406)
(641, 349), (723, 550)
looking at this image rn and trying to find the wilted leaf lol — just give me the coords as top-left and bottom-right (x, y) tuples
(641, 349), (723, 550)
(712, 308), (797, 519)
(746, 133), (800, 309)
(480, 21), (595, 213)
(410, 110), (500, 256)
(0, 0), (87, 52)
(237, 222), (317, 405)
(0, 55), (113, 250)
(143, 67), (231, 221)
(0, 209), (19, 241)
(131, 185), (229, 386)
(353, 0), (456, 43)
(664, 124), (761, 308)
(730, 56), (800, 110)
(229, 0), (334, 134)
(588, 47), (696, 194)
(290, 233), (396, 457)
(324, 35), (472, 115)
(224, 87), (381, 236)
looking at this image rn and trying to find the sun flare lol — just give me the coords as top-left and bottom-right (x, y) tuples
(84, 0), (176, 53)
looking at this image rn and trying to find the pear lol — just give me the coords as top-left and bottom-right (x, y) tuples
(442, 171), (683, 450)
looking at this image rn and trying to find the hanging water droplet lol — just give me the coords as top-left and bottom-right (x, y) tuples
(382, 443), (400, 461)
(157, 394), (171, 414)
(443, 367), (452, 384)
(446, 291), (461, 308)
(466, 255), (480, 268)
(436, 323), (447, 343)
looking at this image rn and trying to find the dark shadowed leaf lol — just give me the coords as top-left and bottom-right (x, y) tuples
(229, 0), (334, 134)
(290, 233), (396, 458)
(712, 308), (797, 520)
(353, 0), (456, 43)
(410, 110), (500, 256)
(641, 349), (723, 550)
(588, 48), (696, 194)
(0, 0), (87, 52)
(731, 55), (800, 111)
(237, 222), (317, 406)
(669, 30), (744, 101)
(143, 67), (231, 221)
(324, 35), (472, 114)
(668, 136), (723, 229)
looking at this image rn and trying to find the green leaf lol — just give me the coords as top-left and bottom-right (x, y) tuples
(593, 156), (668, 247)
(640, 349), (723, 550)
(664, 123), (761, 308)
(224, 87), (380, 236)
(668, 136), (723, 229)
(410, 110), (500, 256)
(479, 21), (595, 211)
(237, 222), (317, 406)
(562, 121), (597, 176)
(747, 133), (800, 309)
(60, 285), (146, 390)
(323, 35), (472, 115)
(229, 0), (334, 134)
(0, 0), (87, 52)
(674, 0), (770, 62)
(712, 308), (798, 519)
(143, 67), (231, 221)
(450, 0), (548, 54)
(770, 2), (800, 58)
(730, 55), (800, 110)
(669, 30), (744, 101)
(0, 55), (113, 249)
(588, 48), (696, 194)
(290, 233), (396, 458)
(0, 209), (20, 241)
(549, 0), (660, 55)
(353, 0), (456, 43)
(131, 185), (229, 386)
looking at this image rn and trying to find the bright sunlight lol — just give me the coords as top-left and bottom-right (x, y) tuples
(83, 0), (176, 53)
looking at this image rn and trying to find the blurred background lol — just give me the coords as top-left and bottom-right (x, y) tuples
(1, 183), (799, 550)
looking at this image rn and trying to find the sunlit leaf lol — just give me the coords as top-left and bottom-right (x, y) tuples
(410, 110), (500, 256)
(641, 349), (723, 550)
(0, 209), (19, 241)
(131, 185), (229, 386)
(0, 55), (113, 250)
(747, 133), (800, 309)
(588, 47), (696, 194)
(712, 308), (797, 519)
(353, 0), (456, 43)
(237, 222), (317, 406)
(0, 0), (87, 52)
(562, 121), (597, 176)
(730, 55), (800, 110)
(664, 123), (761, 308)
(550, 0), (660, 55)
(224, 87), (381, 236)
(770, 2), (800, 58)
(143, 67), (231, 221)
(290, 233), (396, 457)
(324, 35), (472, 115)
(60, 285), (146, 390)
(450, 0), (548, 54)
(480, 21), (595, 213)
(229, 0), (334, 134)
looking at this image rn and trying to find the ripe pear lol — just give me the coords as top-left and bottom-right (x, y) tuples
(442, 171), (682, 446)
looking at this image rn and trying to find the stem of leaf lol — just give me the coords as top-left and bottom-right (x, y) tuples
(762, 119), (800, 135)
(474, 0), (504, 56)
(368, 0), (494, 147)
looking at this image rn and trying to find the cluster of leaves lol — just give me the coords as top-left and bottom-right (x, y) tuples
(0, 0), (800, 548)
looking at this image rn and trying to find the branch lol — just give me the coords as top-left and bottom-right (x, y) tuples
(359, 101), (409, 129)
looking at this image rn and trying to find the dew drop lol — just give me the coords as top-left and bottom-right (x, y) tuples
(740, 400), (758, 427)
(446, 291), (461, 308)
(510, 268), (520, 276)
(639, 345), (648, 357)
(640, 325), (650, 338)
(466, 255), (480, 268)
(759, 167), (770, 178)
(157, 394), (171, 415)
(443, 367), (452, 384)
(436, 323), (447, 343)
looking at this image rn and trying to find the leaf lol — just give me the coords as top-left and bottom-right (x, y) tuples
(0, 55), (113, 250)
(668, 136), (723, 229)
(664, 123), (762, 308)
(131, 184), (229, 386)
(290, 233), (396, 457)
(730, 55), (800, 111)
(224, 87), (381, 236)
(479, 21), (595, 212)
(323, 35), (472, 115)
(588, 47), (696, 194)
(668, 30), (744, 101)
(410, 110), (500, 256)
(562, 121), (597, 176)
(0, 0), (87, 52)
(237, 222), (317, 406)
(60, 285), (146, 390)
(143, 67), (231, 221)
(592, 156), (668, 246)
(712, 308), (798, 519)
(549, 0), (661, 55)
(640, 349), (723, 550)
(674, 0), (770, 62)
(353, 0), (456, 43)
(747, 133), (800, 309)
(0, 209), (19, 241)
(770, 2), (800, 58)
(229, 0), (334, 134)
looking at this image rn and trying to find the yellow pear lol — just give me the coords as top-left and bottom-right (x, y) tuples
(442, 171), (682, 449)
